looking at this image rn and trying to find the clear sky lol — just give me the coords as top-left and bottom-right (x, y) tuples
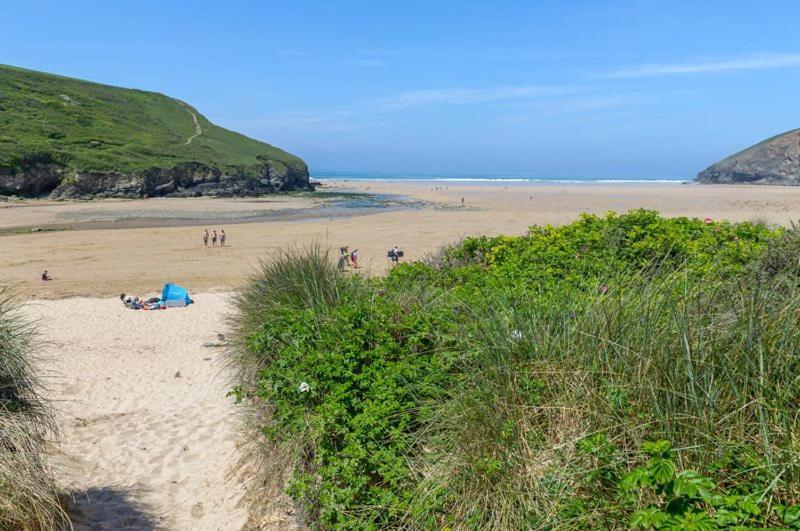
(3, 1), (800, 178)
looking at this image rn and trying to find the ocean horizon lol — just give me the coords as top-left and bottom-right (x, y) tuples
(311, 171), (688, 184)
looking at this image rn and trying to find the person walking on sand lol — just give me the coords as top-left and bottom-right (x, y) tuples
(388, 245), (401, 266)
(220, 229), (226, 246)
(211, 230), (218, 247)
(350, 248), (360, 268)
(337, 246), (350, 272)
(203, 229), (209, 247)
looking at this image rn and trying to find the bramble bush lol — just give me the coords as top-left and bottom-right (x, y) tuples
(231, 212), (800, 529)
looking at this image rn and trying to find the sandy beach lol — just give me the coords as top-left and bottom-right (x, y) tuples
(24, 294), (252, 530)
(4, 181), (800, 300)
(7, 181), (800, 528)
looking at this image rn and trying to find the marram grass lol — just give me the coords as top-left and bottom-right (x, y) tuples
(0, 288), (67, 530)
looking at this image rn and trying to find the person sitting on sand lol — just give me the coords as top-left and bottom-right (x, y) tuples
(220, 229), (226, 246)
(203, 229), (209, 247)
(211, 230), (218, 246)
(41, 270), (52, 281)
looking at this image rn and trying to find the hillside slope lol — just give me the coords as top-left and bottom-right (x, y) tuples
(0, 64), (310, 198)
(696, 129), (800, 185)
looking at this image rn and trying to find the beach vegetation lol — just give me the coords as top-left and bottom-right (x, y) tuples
(0, 288), (67, 530)
(231, 210), (800, 529)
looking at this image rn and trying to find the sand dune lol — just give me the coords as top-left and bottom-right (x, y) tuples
(25, 293), (250, 530)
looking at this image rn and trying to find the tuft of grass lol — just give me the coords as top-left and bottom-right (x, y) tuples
(228, 243), (346, 526)
(0, 288), (68, 530)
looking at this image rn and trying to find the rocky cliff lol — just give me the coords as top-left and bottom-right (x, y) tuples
(0, 158), (310, 199)
(696, 129), (800, 185)
(0, 64), (311, 198)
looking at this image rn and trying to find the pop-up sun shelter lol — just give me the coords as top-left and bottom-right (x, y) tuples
(161, 283), (193, 307)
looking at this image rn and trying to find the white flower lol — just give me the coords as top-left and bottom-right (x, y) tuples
(510, 330), (524, 341)
(299, 382), (310, 393)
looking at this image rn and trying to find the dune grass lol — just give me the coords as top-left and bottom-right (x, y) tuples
(0, 289), (67, 530)
(230, 211), (800, 529)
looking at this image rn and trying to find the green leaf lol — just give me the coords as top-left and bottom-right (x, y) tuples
(663, 511), (719, 531)
(776, 504), (800, 527)
(621, 467), (653, 491)
(672, 471), (715, 499)
(642, 440), (673, 458)
(648, 457), (676, 485)
(631, 507), (669, 529)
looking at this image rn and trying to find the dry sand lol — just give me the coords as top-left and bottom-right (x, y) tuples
(25, 293), (250, 530)
(9, 181), (800, 528)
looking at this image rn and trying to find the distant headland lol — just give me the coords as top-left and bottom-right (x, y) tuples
(696, 128), (800, 185)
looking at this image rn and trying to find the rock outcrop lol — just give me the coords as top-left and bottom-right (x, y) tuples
(696, 129), (800, 185)
(0, 160), (311, 199)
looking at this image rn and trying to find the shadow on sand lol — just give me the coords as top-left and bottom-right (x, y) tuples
(64, 486), (160, 530)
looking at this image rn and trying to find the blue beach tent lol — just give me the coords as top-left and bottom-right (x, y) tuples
(161, 283), (193, 307)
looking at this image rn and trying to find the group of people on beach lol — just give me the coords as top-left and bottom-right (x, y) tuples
(338, 245), (404, 272)
(338, 246), (361, 271)
(119, 293), (164, 310)
(202, 229), (226, 247)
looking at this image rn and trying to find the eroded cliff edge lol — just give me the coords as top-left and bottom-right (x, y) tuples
(696, 129), (800, 185)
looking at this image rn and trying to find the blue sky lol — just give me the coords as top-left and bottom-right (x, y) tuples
(3, 1), (800, 178)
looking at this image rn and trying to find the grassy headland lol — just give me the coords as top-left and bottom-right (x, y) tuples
(0, 64), (307, 196)
(231, 210), (800, 529)
(0, 289), (66, 529)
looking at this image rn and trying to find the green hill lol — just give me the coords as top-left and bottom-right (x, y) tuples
(0, 64), (309, 198)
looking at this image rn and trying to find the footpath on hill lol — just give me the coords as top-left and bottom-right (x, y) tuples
(25, 293), (257, 530)
(180, 102), (203, 146)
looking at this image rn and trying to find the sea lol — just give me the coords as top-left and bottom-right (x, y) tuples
(311, 171), (686, 185)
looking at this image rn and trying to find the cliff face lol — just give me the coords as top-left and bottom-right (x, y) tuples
(696, 129), (800, 185)
(0, 64), (311, 198)
(0, 159), (310, 199)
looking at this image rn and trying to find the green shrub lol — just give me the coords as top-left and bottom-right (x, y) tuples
(754, 222), (800, 279)
(231, 212), (799, 529)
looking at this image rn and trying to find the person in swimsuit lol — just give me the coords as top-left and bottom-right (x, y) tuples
(203, 229), (209, 247)
(220, 229), (226, 246)
(211, 230), (218, 246)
